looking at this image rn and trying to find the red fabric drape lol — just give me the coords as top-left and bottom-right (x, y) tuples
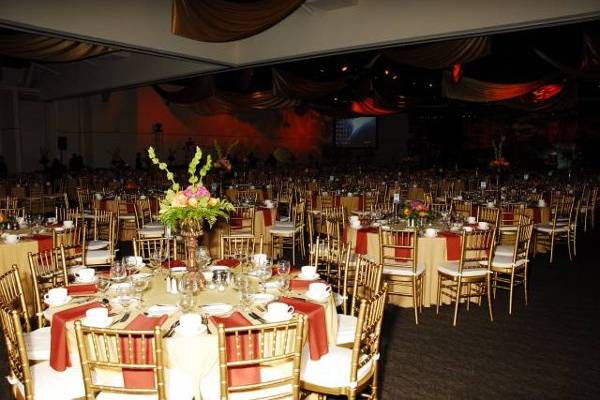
(442, 71), (544, 102)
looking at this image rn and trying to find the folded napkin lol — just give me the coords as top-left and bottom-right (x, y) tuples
(210, 312), (260, 386)
(121, 314), (168, 389)
(280, 297), (328, 360)
(355, 227), (378, 254)
(438, 231), (462, 261)
(66, 283), (97, 296)
(29, 234), (53, 252)
(161, 259), (186, 268)
(214, 258), (241, 268)
(50, 301), (102, 371)
(289, 279), (326, 291)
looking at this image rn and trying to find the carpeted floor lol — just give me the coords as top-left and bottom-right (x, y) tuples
(1, 232), (599, 399)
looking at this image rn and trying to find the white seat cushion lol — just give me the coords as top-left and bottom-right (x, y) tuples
(200, 363), (292, 400)
(10, 362), (85, 400)
(145, 222), (164, 229)
(534, 224), (568, 233)
(270, 226), (296, 235)
(24, 326), (51, 361)
(274, 221), (294, 228)
(383, 262), (425, 277)
(278, 216), (290, 222)
(87, 240), (109, 251)
(301, 345), (373, 389)
(437, 260), (489, 277)
(138, 227), (164, 238)
(96, 368), (194, 400)
(494, 244), (514, 257)
(118, 214), (136, 220)
(336, 314), (357, 345)
(229, 233), (255, 239)
(483, 255), (527, 269)
(85, 249), (114, 264)
(499, 226), (518, 232)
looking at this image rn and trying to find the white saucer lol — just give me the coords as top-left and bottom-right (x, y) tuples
(296, 273), (320, 281)
(208, 265), (229, 272)
(145, 304), (179, 317)
(44, 295), (72, 307)
(200, 303), (234, 316)
(174, 324), (208, 337)
(263, 312), (293, 323)
(264, 280), (283, 289)
(81, 316), (114, 328)
(170, 267), (187, 273)
(305, 291), (330, 303)
(251, 293), (276, 304)
(75, 276), (98, 284)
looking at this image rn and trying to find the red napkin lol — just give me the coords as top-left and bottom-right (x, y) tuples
(280, 297), (328, 360)
(257, 207), (273, 226)
(210, 312), (260, 386)
(121, 314), (168, 389)
(393, 233), (413, 261)
(355, 227), (378, 255)
(161, 259), (186, 268)
(126, 203), (135, 213)
(66, 284), (97, 296)
(438, 231), (462, 261)
(289, 279), (326, 291)
(50, 301), (103, 371)
(30, 234), (53, 252)
(215, 258), (241, 268)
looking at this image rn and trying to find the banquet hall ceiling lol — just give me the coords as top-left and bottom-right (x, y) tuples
(0, 0), (600, 100)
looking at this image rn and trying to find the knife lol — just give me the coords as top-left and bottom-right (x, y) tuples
(249, 312), (266, 324)
(165, 320), (180, 337)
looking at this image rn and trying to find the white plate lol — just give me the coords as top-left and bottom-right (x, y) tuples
(132, 272), (152, 280)
(44, 295), (72, 307)
(296, 273), (320, 281)
(263, 312), (293, 323)
(174, 324), (208, 337)
(75, 276), (98, 284)
(170, 267), (187, 273)
(208, 265), (230, 272)
(251, 293), (276, 304)
(146, 304), (179, 317)
(200, 303), (234, 316)
(80, 316), (114, 328)
(305, 291), (330, 303)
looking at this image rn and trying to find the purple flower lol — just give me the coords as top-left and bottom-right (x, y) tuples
(183, 185), (211, 198)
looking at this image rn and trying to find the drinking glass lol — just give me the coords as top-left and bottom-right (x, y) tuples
(131, 275), (149, 301)
(256, 265), (272, 293)
(277, 259), (291, 276)
(97, 278), (111, 298)
(237, 275), (252, 311)
(116, 284), (135, 311)
(110, 262), (126, 283)
(178, 292), (195, 313)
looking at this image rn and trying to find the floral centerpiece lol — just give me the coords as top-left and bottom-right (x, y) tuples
(147, 146), (235, 269)
(213, 139), (238, 172)
(402, 200), (432, 224)
(490, 135), (510, 170)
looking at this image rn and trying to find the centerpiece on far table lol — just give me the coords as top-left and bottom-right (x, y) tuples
(147, 146), (235, 271)
(402, 200), (432, 227)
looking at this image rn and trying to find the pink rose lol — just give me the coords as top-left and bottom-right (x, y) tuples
(183, 185), (210, 199)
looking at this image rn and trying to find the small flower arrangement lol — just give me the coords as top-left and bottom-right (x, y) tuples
(489, 157), (510, 168)
(147, 146), (235, 230)
(213, 140), (238, 172)
(490, 135), (510, 169)
(402, 200), (432, 220)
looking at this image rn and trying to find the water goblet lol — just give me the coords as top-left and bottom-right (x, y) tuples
(256, 265), (272, 293)
(110, 262), (126, 283)
(277, 260), (291, 276)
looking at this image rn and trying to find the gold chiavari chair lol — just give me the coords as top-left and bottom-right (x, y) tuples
(76, 187), (93, 213)
(0, 265), (51, 361)
(228, 205), (256, 238)
(200, 316), (305, 400)
(85, 219), (117, 268)
(301, 286), (387, 400)
(270, 201), (305, 265)
(486, 220), (534, 315)
(1, 195), (19, 209)
(569, 197), (581, 257)
(0, 206), (25, 219)
(477, 206), (500, 231)
(134, 202), (165, 238)
(533, 202), (572, 263)
(117, 199), (137, 239)
(452, 200), (473, 219)
(579, 187), (597, 232)
(336, 253), (383, 345)
(277, 188), (294, 222)
(436, 229), (496, 326)
(323, 206), (345, 240)
(28, 248), (68, 328)
(86, 209), (113, 251)
(498, 203), (525, 242)
(74, 321), (194, 399)
(133, 237), (170, 263)
(364, 190), (379, 211)
(219, 234), (263, 259)
(0, 305), (86, 400)
(55, 206), (81, 224)
(429, 202), (452, 215)
(379, 227), (424, 324)
(235, 189), (258, 203)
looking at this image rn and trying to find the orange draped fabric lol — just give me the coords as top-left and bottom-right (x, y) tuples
(442, 71), (544, 102)
(172, 0), (305, 43)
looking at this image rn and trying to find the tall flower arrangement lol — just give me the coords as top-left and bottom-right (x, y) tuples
(490, 135), (509, 169)
(147, 146), (235, 231)
(402, 200), (432, 220)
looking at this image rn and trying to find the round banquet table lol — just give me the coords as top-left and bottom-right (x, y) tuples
(45, 268), (338, 399)
(314, 194), (365, 215)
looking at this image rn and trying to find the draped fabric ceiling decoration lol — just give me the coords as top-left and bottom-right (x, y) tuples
(0, 31), (113, 62)
(171, 0), (305, 43)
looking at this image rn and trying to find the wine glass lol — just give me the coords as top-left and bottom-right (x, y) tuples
(131, 275), (149, 302)
(256, 265), (272, 293)
(97, 278), (111, 298)
(277, 259), (291, 276)
(110, 262), (126, 283)
(116, 284), (135, 312)
(236, 274), (252, 311)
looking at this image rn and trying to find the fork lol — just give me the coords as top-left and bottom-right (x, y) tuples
(109, 311), (130, 327)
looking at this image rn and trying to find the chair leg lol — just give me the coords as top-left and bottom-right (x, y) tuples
(486, 275), (494, 322)
(452, 278), (462, 327)
(412, 277), (419, 325)
(436, 274), (442, 316)
(508, 270), (515, 315)
(291, 234), (296, 266)
(523, 267), (529, 305)
(567, 231), (572, 261)
(549, 233), (554, 263)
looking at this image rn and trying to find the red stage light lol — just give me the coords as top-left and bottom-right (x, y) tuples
(531, 84), (563, 102)
(451, 64), (463, 84)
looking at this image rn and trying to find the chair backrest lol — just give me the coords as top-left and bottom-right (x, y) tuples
(76, 188), (92, 211)
(74, 321), (167, 400)
(513, 220), (534, 263)
(430, 202), (451, 215)
(133, 237), (169, 262)
(477, 206), (500, 228)
(92, 209), (114, 241)
(379, 227), (418, 271)
(452, 200), (472, 218)
(349, 286), (388, 390)
(0, 265), (31, 332)
(228, 205), (255, 236)
(458, 229), (496, 273)
(220, 234), (261, 259)
(349, 255), (383, 317)
(236, 189), (258, 203)
(55, 207), (81, 223)
(0, 305), (34, 400)
(28, 249), (68, 327)
(323, 206), (344, 239)
(216, 315), (305, 400)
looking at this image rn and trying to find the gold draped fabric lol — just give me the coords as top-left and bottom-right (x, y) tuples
(0, 32), (113, 62)
(384, 36), (490, 69)
(188, 91), (300, 115)
(272, 69), (347, 99)
(441, 71), (543, 102)
(171, 0), (305, 43)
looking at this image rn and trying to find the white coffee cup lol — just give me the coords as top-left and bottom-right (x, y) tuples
(85, 307), (108, 325)
(47, 217), (57, 224)
(487, 202), (495, 208)
(267, 302), (294, 317)
(253, 253), (268, 267)
(179, 313), (203, 332)
(127, 256), (144, 267)
(44, 287), (68, 305)
(478, 222), (489, 230)
(75, 268), (96, 282)
(425, 228), (437, 237)
(464, 226), (474, 233)
(467, 216), (477, 224)
(301, 265), (317, 277)
(4, 234), (19, 244)
(538, 200), (546, 207)
(308, 282), (331, 298)
(202, 271), (214, 282)
(63, 220), (74, 229)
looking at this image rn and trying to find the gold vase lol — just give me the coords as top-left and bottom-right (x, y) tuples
(179, 219), (203, 272)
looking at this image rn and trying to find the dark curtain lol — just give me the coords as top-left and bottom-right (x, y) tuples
(272, 68), (347, 99)
(441, 71), (544, 102)
(0, 32), (113, 62)
(187, 91), (300, 115)
(384, 36), (490, 69)
(153, 77), (216, 104)
(172, 0), (305, 42)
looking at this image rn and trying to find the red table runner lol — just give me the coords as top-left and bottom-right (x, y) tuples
(280, 297), (328, 360)
(210, 312), (260, 386)
(121, 314), (168, 389)
(66, 283), (97, 296)
(161, 259), (186, 268)
(50, 301), (102, 371)
(29, 234), (53, 252)
(289, 279), (326, 291)
(355, 227), (378, 254)
(438, 232), (461, 261)
(257, 207), (274, 227)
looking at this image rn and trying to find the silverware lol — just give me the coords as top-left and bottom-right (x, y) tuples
(165, 320), (180, 337)
(249, 312), (266, 324)
(109, 311), (130, 327)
